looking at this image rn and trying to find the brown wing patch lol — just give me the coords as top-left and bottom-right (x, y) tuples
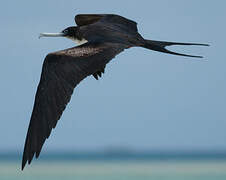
(54, 44), (105, 57)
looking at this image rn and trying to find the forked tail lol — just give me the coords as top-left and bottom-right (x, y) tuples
(143, 39), (209, 58)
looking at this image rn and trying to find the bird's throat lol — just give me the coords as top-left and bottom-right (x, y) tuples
(69, 37), (88, 46)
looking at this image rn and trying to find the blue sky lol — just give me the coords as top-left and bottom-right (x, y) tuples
(0, 1), (225, 153)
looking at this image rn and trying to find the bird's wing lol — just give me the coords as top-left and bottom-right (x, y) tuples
(22, 42), (126, 170)
(75, 14), (138, 32)
(75, 14), (105, 26)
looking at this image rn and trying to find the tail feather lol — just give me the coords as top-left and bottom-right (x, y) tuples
(143, 39), (209, 58)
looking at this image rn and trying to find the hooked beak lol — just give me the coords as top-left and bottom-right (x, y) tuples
(39, 32), (65, 39)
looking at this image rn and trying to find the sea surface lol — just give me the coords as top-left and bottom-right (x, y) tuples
(1, 160), (226, 180)
(1, 152), (226, 180)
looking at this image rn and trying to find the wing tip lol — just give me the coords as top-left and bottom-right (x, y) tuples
(21, 140), (28, 170)
(21, 158), (27, 171)
(21, 150), (42, 170)
(21, 164), (25, 171)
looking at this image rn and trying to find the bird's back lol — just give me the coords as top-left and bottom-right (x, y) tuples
(75, 14), (138, 32)
(76, 14), (144, 46)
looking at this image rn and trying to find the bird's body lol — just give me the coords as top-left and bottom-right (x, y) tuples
(22, 14), (208, 170)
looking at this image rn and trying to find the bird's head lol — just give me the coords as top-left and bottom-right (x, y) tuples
(61, 26), (78, 39)
(39, 26), (78, 40)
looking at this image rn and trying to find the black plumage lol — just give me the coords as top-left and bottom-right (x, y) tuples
(22, 14), (208, 170)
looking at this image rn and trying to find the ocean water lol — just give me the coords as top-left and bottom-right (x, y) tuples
(1, 160), (226, 180)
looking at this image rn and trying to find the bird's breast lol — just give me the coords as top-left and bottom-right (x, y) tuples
(75, 38), (88, 45)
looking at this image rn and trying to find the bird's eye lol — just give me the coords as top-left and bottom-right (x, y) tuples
(63, 29), (68, 34)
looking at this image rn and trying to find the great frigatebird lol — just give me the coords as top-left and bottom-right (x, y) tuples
(22, 14), (208, 170)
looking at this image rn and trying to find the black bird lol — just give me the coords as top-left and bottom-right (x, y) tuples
(22, 14), (208, 170)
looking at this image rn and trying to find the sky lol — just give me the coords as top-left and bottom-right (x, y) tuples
(0, 1), (225, 153)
